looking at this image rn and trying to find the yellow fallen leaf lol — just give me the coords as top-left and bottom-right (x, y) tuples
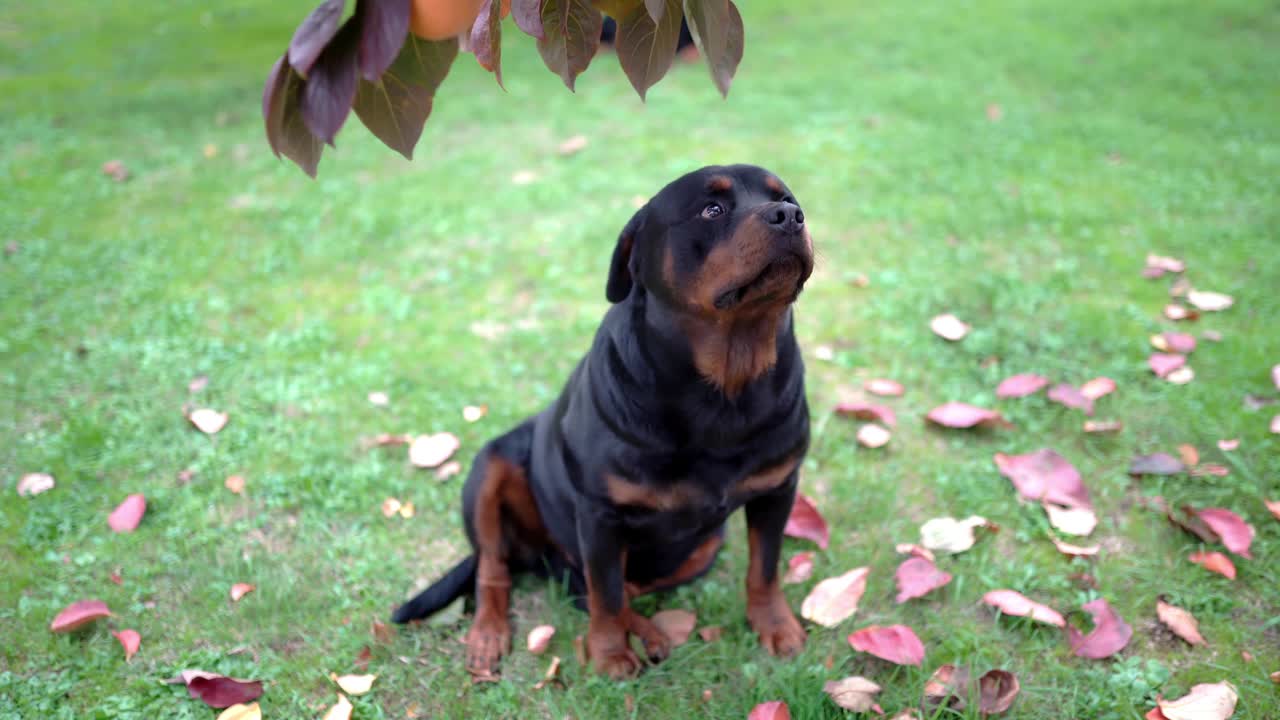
(322, 694), (353, 720)
(330, 672), (377, 695)
(216, 703), (261, 720)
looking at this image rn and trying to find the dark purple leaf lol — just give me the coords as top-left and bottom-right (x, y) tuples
(512, 0), (544, 38)
(470, 0), (504, 87)
(1047, 383), (1094, 415)
(1128, 453), (1185, 476)
(186, 675), (264, 709)
(615, 0), (682, 99)
(357, 0), (410, 81)
(352, 35), (458, 159)
(263, 52), (325, 176)
(302, 16), (363, 144)
(289, 0), (347, 74)
(538, 0), (603, 90)
(683, 0), (744, 97)
(645, 0), (665, 21)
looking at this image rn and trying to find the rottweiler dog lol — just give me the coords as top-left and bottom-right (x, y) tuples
(392, 164), (814, 680)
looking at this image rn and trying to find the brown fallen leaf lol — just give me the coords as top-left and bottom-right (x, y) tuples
(847, 624), (925, 666)
(923, 664), (971, 711)
(381, 498), (402, 517)
(697, 626), (722, 642)
(1149, 353), (1187, 378)
(1083, 419), (1123, 433)
(1067, 598), (1132, 659)
(800, 567), (870, 627)
(925, 402), (1010, 429)
(330, 672), (377, 695)
(224, 475), (246, 494)
(1189, 551), (1235, 579)
(218, 704), (263, 720)
(372, 620), (394, 643)
(1189, 464), (1229, 478)
(1048, 383), (1095, 415)
(1050, 535), (1100, 557)
(1156, 598), (1205, 645)
(856, 423), (891, 448)
(652, 609), (697, 647)
(1156, 681), (1238, 720)
(995, 373), (1049, 398)
(1163, 303), (1198, 321)
(557, 134), (588, 156)
(978, 669), (1020, 715)
(1146, 253), (1185, 274)
(894, 556), (952, 603)
(783, 551), (814, 584)
(1169, 276), (1192, 297)
(865, 378), (905, 397)
(321, 694), (352, 720)
(748, 701), (790, 720)
(353, 646), (372, 671)
(107, 494), (147, 533)
(230, 583), (255, 603)
(1080, 376), (1117, 400)
(834, 401), (898, 427)
(783, 493), (829, 549)
(823, 676), (882, 713)
(532, 656), (563, 690)
(1186, 290), (1233, 312)
(527, 624), (555, 654)
(188, 408), (229, 434)
(112, 629), (140, 661)
(981, 590), (1065, 627)
(1177, 444), (1199, 467)
(1129, 453), (1186, 476)
(920, 516), (992, 554)
(408, 433), (460, 468)
(17, 472), (55, 497)
(930, 313), (970, 341)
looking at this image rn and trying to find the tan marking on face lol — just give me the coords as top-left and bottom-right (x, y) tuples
(736, 455), (801, 495)
(687, 213), (776, 314)
(605, 474), (702, 511)
(764, 176), (784, 194)
(707, 175), (733, 192)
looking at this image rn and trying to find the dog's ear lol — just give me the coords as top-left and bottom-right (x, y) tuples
(606, 205), (647, 303)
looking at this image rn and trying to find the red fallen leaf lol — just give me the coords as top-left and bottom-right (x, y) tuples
(1216, 438), (1239, 451)
(1177, 444), (1199, 467)
(112, 629), (141, 661)
(985, 103), (1003, 121)
(894, 556), (952, 603)
(1080, 377), (1117, 400)
(18, 472), (55, 497)
(527, 624), (555, 654)
(930, 313), (970, 341)
(101, 159), (129, 182)
(1186, 290), (1233, 312)
(981, 590), (1065, 627)
(1147, 708), (1170, 720)
(783, 494), (829, 549)
(801, 567), (870, 627)
(925, 402), (1009, 429)
(979, 669), (1020, 715)
(895, 543), (936, 562)
(1047, 384), (1094, 415)
(224, 475), (246, 494)
(408, 432), (460, 468)
(1152, 332), (1196, 354)
(823, 676), (883, 713)
(994, 449), (1092, 510)
(834, 401), (897, 427)
(1156, 681), (1238, 720)
(1067, 598), (1133, 659)
(1146, 253), (1185, 274)
(856, 423), (891, 448)
(188, 375), (209, 393)
(995, 374), (1048, 398)
(110, 570), (123, 585)
(107, 494), (147, 533)
(1149, 353), (1187, 378)
(748, 701), (790, 720)
(1156, 598), (1205, 645)
(1266, 499), (1280, 520)
(230, 583), (255, 602)
(557, 134), (588, 156)
(847, 624), (925, 666)
(1050, 535), (1100, 556)
(1083, 419), (1123, 433)
(1189, 464), (1229, 478)
(1129, 453), (1185, 476)
(353, 645), (372, 671)
(187, 408), (229, 434)
(783, 552), (814, 584)
(1193, 508), (1254, 558)
(652, 609), (697, 647)
(697, 626), (723, 642)
(923, 664), (971, 711)
(187, 675), (265, 709)
(1163, 303), (1199, 321)
(864, 378), (905, 397)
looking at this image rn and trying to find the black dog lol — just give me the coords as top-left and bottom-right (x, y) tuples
(393, 164), (814, 680)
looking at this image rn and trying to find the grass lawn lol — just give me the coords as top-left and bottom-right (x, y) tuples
(3, 0), (1279, 717)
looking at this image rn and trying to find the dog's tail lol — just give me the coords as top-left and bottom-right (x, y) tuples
(390, 555), (477, 624)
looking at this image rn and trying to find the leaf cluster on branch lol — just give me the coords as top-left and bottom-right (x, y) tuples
(263, 0), (744, 177)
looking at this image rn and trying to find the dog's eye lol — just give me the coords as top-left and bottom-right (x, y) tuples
(781, 196), (796, 205)
(701, 203), (724, 219)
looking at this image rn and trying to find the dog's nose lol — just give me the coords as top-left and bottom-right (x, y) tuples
(763, 202), (804, 232)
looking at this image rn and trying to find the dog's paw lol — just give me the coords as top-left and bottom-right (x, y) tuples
(623, 610), (672, 664)
(747, 595), (806, 658)
(465, 618), (511, 680)
(591, 647), (645, 679)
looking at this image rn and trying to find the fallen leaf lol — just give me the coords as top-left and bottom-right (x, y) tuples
(1044, 504), (1098, 536)
(890, 711), (923, 720)
(823, 676), (882, 712)
(930, 313), (970, 341)
(367, 391), (389, 406)
(652, 609), (697, 646)
(187, 675), (264, 708)
(436, 461), (463, 480)
(1266, 500), (1280, 520)
(1145, 254), (1185, 273)
(224, 475), (246, 494)
(524, 624), (555, 655)
(1156, 599), (1205, 645)
(1273, 363), (1280, 391)
(1163, 303), (1198, 321)
(1271, 671), (1279, 684)
(1189, 462), (1230, 477)
(923, 664), (971, 711)
(1273, 414), (1280, 434)
(993, 449), (1092, 509)
(511, 170), (538, 185)
(834, 401), (897, 427)
(372, 620), (393, 643)
(110, 570), (123, 585)
(1050, 535), (1100, 557)
(188, 408), (229, 434)
(217, 704), (263, 720)
(1169, 276), (1192, 297)
(462, 405), (487, 422)
(408, 432), (460, 468)
(894, 556), (952, 603)
(995, 373), (1049, 398)
(813, 344), (835, 361)
(981, 590), (1065, 627)
(353, 646), (371, 671)
(111, 629), (140, 661)
(364, 433), (412, 448)
(1067, 598), (1133, 659)
(857, 423), (891, 448)
(1149, 353), (1187, 378)
(847, 624), (925, 666)
(1152, 332), (1196, 354)
(228, 583), (255, 602)
(1189, 551), (1238, 579)
(1186, 290), (1233, 312)
(1216, 439), (1239, 451)
(188, 375), (210, 393)
(1129, 453), (1186, 476)
(532, 656), (563, 690)
(381, 498), (402, 517)
(895, 543), (936, 562)
(1177, 444), (1200, 466)
(1083, 419), (1124, 433)
(783, 494), (829, 549)
(920, 516), (992, 554)
(557, 134), (588, 155)
(985, 103), (1003, 121)
(748, 701), (791, 720)
(1165, 366), (1195, 384)
(330, 672), (377, 695)
(1048, 384), (1095, 415)
(978, 669), (1020, 715)
(800, 567), (870, 627)
(321, 694), (353, 720)
(1156, 681), (1238, 720)
(783, 552), (814, 584)
(1080, 377), (1117, 400)
(698, 626), (722, 642)
(398, 502), (415, 518)
(107, 494), (147, 533)
(102, 159), (129, 181)
(1192, 508), (1254, 558)
(865, 378), (904, 397)
(17, 472), (55, 497)
(925, 403), (1009, 429)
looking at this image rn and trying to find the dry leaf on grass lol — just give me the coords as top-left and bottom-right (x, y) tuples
(1186, 290), (1233, 312)
(823, 676), (882, 713)
(102, 159), (129, 181)
(218, 704), (263, 720)
(1145, 253), (1185, 274)
(112, 629), (140, 661)
(995, 373), (1048, 398)
(1189, 551), (1236, 579)
(1084, 419), (1123, 433)
(1129, 453), (1186, 476)
(188, 408), (229, 434)
(1067, 598), (1132, 659)
(409, 433), (460, 468)
(224, 475), (246, 494)
(108, 494), (147, 533)
(1044, 504), (1098, 536)
(186, 675), (264, 709)
(462, 405), (487, 422)
(1166, 366), (1195, 384)
(1193, 507), (1254, 558)
(847, 624), (925, 666)
(1156, 598), (1205, 646)
(1080, 376), (1117, 400)
(800, 567), (869, 627)
(783, 552), (814, 584)
(923, 664), (971, 711)
(1156, 681), (1238, 720)
(930, 313), (970, 341)
(894, 557), (952, 603)
(978, 669), (1020, 715)
(856, 423), (891, 448)
(18, 472), (55, 497)
(1216, 438), (1239, 451)
(1164, 303), (1198, 321)
(1050, 535), (1100, 557)
(982, 590), (1065, 627)
(1149, 353), (1187, 378)
(532, 656), (563, 690)
(367, 391), (389, 406)
(926, 402), (1009, 429)
(783, 494), (829, 549)
(698, 626), (722, 642)
(651, 609), (697, 646)
(381, 498), (403, 517)
(1265, 500), (1280, 520)
(321, 694), (352, 720)
(1178, 444), (1200, 467)
(834, 401), (898, 427)
(1048, 383), (1095, 415)
(895, 543), (936, 561)
(557, 134), (588, 155)
(330, 672), (376, 695)
(865, 378), (905, 396)
(527, 625), (555, 654)
(994, 449), (1092, 509)
(230, 583), (255, 602)
(436, 461), (463, 480)
(920, 516), (992, 554)
(748, 701), (791, 720)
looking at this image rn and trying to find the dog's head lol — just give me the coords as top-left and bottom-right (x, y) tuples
(607, 165), (814, 317)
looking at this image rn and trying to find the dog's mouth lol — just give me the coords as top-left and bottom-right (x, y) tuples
(714, 254), (811, 310)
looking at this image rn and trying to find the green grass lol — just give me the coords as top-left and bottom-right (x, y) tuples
(2, 0), (1279, 717)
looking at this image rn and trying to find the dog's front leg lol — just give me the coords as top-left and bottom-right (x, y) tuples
(577, 508), (644, 679)
(744, 476), (807, 657)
